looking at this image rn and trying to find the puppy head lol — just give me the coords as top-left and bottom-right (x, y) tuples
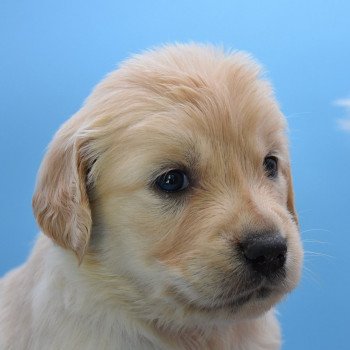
(33, 44), (303, 324)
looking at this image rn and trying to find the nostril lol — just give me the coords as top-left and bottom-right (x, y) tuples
(239, 232), (287, 276)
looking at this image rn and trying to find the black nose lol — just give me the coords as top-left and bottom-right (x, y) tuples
(239, 232), (287, 277)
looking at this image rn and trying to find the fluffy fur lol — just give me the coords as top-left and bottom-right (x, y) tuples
(0, 44), (303, 350)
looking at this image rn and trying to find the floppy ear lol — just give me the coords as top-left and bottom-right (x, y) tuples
(286, 166), (299, 226)
(32, 123), (92, 261)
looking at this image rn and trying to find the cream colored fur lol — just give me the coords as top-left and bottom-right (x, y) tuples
(0, 44), (303, 350)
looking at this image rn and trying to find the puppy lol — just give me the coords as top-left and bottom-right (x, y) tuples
(0, 44), (303, 350)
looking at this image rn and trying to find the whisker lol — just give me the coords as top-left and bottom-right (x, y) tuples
(286, 112), (312, 120)
(302, 239), (328, 244)
(301, 228), (332, 235)
(303, 250), (334, 259)
(302, 265), (322, 287)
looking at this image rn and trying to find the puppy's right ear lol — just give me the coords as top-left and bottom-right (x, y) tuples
(286, 165), (299, 227)
(32, 121), (93, 261)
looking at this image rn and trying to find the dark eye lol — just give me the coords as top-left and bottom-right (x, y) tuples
(156, 169), (189, 193)
(263, 156), (278, 179)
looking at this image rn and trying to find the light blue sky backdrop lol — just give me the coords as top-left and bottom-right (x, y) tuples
(1, 1), (349, 349)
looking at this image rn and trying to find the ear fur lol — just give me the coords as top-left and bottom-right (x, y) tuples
(32, 121), (92, 261)
(286, 166), (298, 226)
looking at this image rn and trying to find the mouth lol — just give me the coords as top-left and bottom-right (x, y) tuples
(203, 286), (273, 311)
(171, 283), (277, 314)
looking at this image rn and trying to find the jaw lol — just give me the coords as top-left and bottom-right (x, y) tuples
(166, 287), (287, 326)
(151, 262), (300, 328)
(126, 275), (291, 333)
(85, 262), (296, 330)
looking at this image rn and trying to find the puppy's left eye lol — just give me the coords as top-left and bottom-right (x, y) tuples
(156, 170), (189, 193)
(263, 156), (278, 179)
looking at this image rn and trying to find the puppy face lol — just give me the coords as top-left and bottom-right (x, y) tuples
(33, 44), (303, 326)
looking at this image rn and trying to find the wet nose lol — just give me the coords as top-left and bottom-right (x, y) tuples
(239, 232), (287, 276)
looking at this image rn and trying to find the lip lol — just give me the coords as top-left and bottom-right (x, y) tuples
(209, 286), (273, 310)
(175, 284), (275, 313)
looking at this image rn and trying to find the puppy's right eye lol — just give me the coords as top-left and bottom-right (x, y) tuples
(155, 170), (189, 193)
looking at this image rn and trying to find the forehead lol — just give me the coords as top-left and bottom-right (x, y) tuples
(120, 76), (286, 161)
(118, 46), (286, 148)
(92, 46), (288, 179)
(122, 107), (286, 175)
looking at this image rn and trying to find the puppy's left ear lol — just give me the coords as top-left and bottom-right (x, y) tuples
(32, 122), (92, 261)
(286, 166), (299, 226)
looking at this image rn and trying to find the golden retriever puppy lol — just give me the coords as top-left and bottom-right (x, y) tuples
(0, 44), (303, 350)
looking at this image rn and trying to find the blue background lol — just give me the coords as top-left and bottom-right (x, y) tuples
(1, 1), (349, 349)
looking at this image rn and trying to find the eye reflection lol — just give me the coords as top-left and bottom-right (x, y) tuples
(156, 170), (189, 192)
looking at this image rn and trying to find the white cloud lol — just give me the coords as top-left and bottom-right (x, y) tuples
(335, 97), (350, 132)
(337, 118), (350, 132)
